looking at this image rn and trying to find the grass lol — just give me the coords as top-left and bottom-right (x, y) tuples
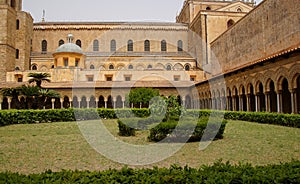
(0, 120), (299, 174)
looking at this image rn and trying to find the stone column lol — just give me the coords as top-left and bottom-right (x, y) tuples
(291, 89), (297, 114)
(232, 96), (236, 111)
(51, 98), (55, 109)
(264, 92), (269, 112)
(277, 91), (282, 113)
(69, 100), (73, 108)
(60, 98), (64, 109)
(87, 98), (90, 109)
(122, 101), (125, 109)
(255, 95), (259, 112)
(105, 101), (107, 109)
(78, 100), (81, 109)
(246, 95), (251, 112)
(95, 100), (99, 108)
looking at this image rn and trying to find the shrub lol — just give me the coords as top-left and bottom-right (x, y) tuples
(0, 161), (299, 183)
(148, 117), (227, 142)
(117, 119), (138, 136)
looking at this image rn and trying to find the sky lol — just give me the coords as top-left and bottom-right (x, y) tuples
(23, 0), (263, 23)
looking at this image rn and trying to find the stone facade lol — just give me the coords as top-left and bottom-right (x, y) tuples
(0, 0), (299, 113)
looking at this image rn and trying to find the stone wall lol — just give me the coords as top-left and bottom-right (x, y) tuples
(211, 0), (300, 75)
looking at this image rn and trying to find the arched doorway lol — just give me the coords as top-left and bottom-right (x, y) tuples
(63, 96), (70, 108)
(269, 80), (277, 112)
(98, 96), (105, 108)
(116, 96), (123, 108)
(249, 84), (255, 112)
(185, 95), (191, 109)
(89, 96), (96, 108)
(81, 96), (87, 108)
(234, 88), (239, 111)
(107, 96), (113, 109)
(54, 98), (61, 109)
(241, 87), (247, 111)
(73, 96), (79, 108)
(281, 78), (291, 113)
(258, 83), (266, 112)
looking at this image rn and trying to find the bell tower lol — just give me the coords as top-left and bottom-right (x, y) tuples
(0, 0), (32, 82)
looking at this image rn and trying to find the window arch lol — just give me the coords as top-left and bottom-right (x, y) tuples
(166, 65), (172, 71)
(59, 39), (64, 46)
(184, 64), (190, 71)
(206, 7), (211, 10)
(15, 49), (19, 59)
(147, 65), (152, 69)
(16, 19), (19, 30)
(90, 65), (95, 69)
(76, 39), (82, 47)
(93, 39), (99, 51)
(177, 40), (183, 52)
(237, 8), (242, 12)
(41, 40), (47, 53)
(32, 65), (37, 70)
(128, 64), (133, 69)
(227, 19), (235, 29)
(109, 64), (114, 70)
(161, 40), (167, 52)
(144, 40), (150, 52)
(127, 40), (133, 52)
(15, 67), (20, 71)
(110, 39), (116, 52)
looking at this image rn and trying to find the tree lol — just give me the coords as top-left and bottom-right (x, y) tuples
(38, 89), (60, 109)
(18, 85), (40, 109)
(128, 88), (160, 108)
(28, 73), (51, 88)
(0, 87), (21, 109)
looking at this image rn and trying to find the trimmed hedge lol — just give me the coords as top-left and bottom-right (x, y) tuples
(0, 108), (299, 128)
(187, 110), (300, 128)
(148, 117), (227, 142)
(0, 161), (299, 183)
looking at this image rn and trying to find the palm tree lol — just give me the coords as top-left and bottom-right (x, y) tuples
(19, 85), (40, 109)
(28, 73), (51, 88)
(39, 89), (60, 109)
(0, 87), (21, 109)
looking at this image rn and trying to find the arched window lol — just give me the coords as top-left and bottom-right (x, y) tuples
(227, 19), (235, 29)
(76, 39), (82, 47)
(15, 67), (20, 71)
(90, 65), (95, 69)
(93, 39), (99, 51)
(41, 40), (47, 53)
(161, 40), (167, 52)
(51, 65), (54, 69)
(206, 7), (211, 10)
(59, 39), (64, 46)
(237, 8), (242, 12)
(128, 64), (133, 69)
(15, 49), (19, 59)
(177, 40), (183, 52)
(166, 65), (172, 71)
(185, 64), (190, 71)
(110, 39), (116, 52)
(127, 40), (133, 52)
(109, 64), (114, 70)
(147, 65), (152, 69)
(144, 40), (150, 52)
(32, 65), (37, 70)
(16, 19), (19, 30)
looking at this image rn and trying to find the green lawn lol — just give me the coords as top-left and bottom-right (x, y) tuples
(0, 120), (299, 174)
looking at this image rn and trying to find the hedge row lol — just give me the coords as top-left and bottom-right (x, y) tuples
(0, 108), (150, 126)
(0, 108), (299, 128)
(186, 110), (300, 128)
(148, 117), (227, 142)
(1, 161), (299, 183)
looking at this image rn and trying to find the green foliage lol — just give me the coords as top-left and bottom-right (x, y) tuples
(187, 110), (300, 128)
(148, 117), (227, 142)
(0, 160), (299, 183)
(27, 72), (51, 88)
(128, 88), (159, 107)
(117, 119), (137, 136)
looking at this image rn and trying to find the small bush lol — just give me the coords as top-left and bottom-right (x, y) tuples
(117, 119), (137, 136)
(148, 117), (227, 142)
